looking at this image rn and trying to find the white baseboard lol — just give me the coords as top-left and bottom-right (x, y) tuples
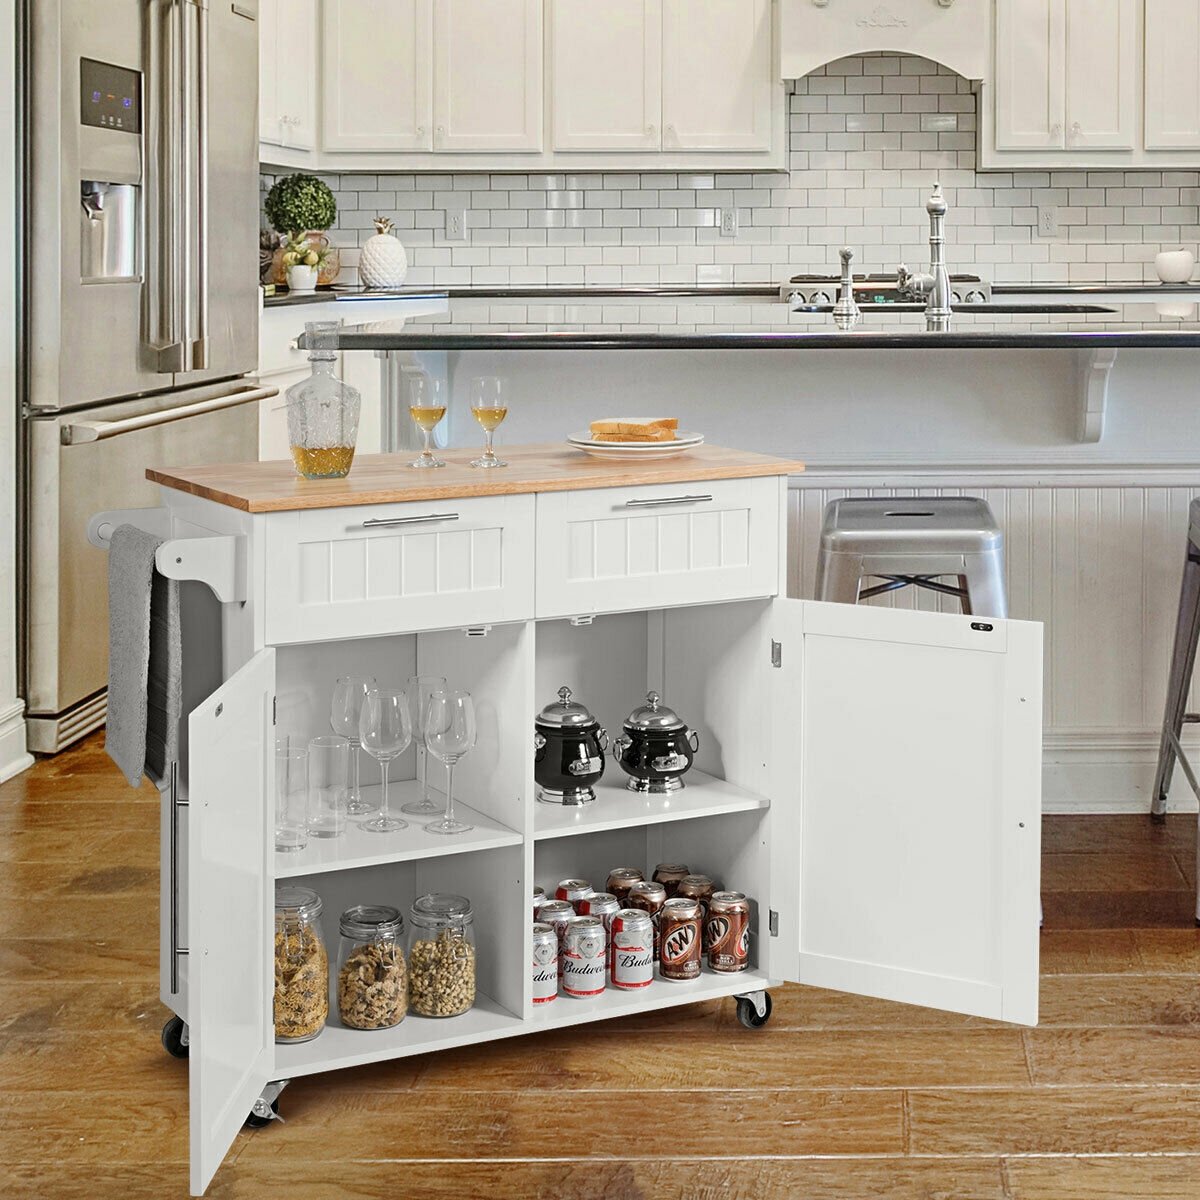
(0, 699), (34, 784)
(1043, 735), (1200, 814)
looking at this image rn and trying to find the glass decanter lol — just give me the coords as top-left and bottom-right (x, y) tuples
(285, 321), (361, 479)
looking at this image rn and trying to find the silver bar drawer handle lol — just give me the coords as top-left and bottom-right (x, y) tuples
(624, 494), (714, 509)
(361, 513), (461, 529)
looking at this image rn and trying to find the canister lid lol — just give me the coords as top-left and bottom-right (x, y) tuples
(275, 884), (322, 921)
(536, 685), (598, 728)
(624, 690), (685, 731)
(410, 892), (474, 929)
(339, 904), (403, 940)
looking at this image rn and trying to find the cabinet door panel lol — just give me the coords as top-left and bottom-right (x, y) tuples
(662, 0), (772, 151)
(275, 0), (317, 150)
(258, 0), (281, 145)
(1145, 0), (1200, 149)
(994, 0), (1065, 149)
(322, 0), (433, 152)
(770, 601), (1041, 1025)
(1065, 0), (1137, 149)
(552, 0), (662, 151)
(188, 649), (274, 1194)
(434, 0), (543, 152)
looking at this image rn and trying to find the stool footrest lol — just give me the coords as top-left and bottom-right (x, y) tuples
(858, 574), (969, 603)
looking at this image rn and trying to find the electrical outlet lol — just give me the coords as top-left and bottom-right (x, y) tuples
(719, 207), (738, 237)
(1036, 205), (1059, 237)
(446, 207), (468, 241)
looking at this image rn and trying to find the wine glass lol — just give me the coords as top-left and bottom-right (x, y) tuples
(358, 687), (413, 833)
(400, 673), (447, 816)
(408, 374), (446, 469)
(469, 376), (508, 469)
(423, 690), (476, 836)
(331, 675), (377, 817)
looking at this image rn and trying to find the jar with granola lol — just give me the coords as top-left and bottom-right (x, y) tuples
(337, 905), (407, 1030)
(274, 885), (328, 1043)
(407, 893), (476, 1018)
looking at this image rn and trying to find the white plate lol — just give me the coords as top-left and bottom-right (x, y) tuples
(567, 431), (705, 460)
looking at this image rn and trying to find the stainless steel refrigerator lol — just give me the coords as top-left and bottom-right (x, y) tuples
(21, 0), (270, 752)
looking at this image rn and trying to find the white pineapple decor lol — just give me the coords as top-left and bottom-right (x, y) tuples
(359, 216), (409, 288)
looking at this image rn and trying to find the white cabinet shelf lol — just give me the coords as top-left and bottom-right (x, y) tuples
(275, 783), (522, 879)
(533, 769), (768, 841)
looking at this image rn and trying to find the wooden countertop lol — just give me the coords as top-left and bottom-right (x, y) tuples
(147, 443), (804, 513)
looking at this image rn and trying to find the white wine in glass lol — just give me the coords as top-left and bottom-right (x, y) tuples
(469, 376), (508, 469)
(408, 374), (447, 469)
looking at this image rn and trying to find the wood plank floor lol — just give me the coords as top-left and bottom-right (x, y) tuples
(1, 734), (1197, 1199)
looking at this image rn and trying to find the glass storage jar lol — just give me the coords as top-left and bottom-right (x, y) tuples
(407, 893), (476, 1017)
(337, 905), (407, 1030)
(285, 320), (361, 480)
(274, 885), (328, 1043)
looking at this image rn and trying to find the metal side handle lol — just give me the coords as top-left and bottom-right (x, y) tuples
(623, 494), (714, 509)
(169, 762), (189, 996)
(60, 385), (277, 444)
(191, 0), (210, 370)
(361, 513), (461, 529)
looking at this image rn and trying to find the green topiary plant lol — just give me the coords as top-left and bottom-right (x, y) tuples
(264, 173), (337, 237)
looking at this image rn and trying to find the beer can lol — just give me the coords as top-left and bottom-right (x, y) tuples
(532, 921), (559, 1004)
(610, 908), (654, 990)
(627, 880), (667, 961)
(578, 891), (619, 967)
(555, 878), (594, 913)
(532, 885), (546, 922)
(537, 898), (576, 975)
(562, 916), (607, 998)
(605, 866), (644, 904)
(706, 891), (751, 974)
(659, 896), (702, 981)
(652, 862), (691, 898)
(677, 874), (718, 949)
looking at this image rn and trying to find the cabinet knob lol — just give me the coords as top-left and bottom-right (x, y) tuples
(646, 123), (657, 140)
(1050, 122), (1062, 139)
(1070, 121), (1082, 139)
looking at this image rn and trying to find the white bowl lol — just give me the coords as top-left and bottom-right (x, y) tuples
(1155, 249), (1195, 284)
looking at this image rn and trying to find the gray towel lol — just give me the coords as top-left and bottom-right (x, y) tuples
(107, 524), (182, 787)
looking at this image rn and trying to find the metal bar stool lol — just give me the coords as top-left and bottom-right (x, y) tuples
(815, 497), (1008, 618)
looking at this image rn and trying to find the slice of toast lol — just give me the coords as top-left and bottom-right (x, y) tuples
(589, 417), (678, 441)
(591, 428), (676, 443)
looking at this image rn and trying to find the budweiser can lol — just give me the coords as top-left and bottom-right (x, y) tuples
(555, 878), (594, 913)
(627, 880), (667, 961)
(659, 897), (702, 981)
(537, 898), (575, 975)
(677, 874), (718, 949)
(652, 862), (691, 898)
(578, 892), (619, 966)
(532, 921), (559, 1004)
(707, 891), (751, 973)
(605, 867), (644, 904)
(533, 886), (546, 921)
(610, 908), (654, 990)
(562, 916), (607, 998)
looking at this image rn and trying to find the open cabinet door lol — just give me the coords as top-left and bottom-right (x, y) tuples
(188, 649), (275, 1195)
(769, 600), (1041, 1025)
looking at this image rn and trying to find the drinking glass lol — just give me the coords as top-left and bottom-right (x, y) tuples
(307, 735), (350, 839)
(408, 374), (446, 469)
(331, 675), (377, 817)
(359, 687), (413, 833)
(400, 673), (447, 816)
(469, 376), (508, 469)
(423, 690), (476, 836)
(274, 736), (308, 853)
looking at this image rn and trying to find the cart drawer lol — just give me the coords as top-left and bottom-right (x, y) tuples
(535, 477), (783, 619)
(265, 494), (535, 644)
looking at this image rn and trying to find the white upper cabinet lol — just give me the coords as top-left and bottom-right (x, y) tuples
(662, 0), (773, 152)
(433, 0), (543, 152)
(322, 0), (435, 152)
(1063, 0), (1137, 150)
(1145, 0), (1200, 149)
(259, 0), (317, 157)
(993, 0), (1064, 150)
(552, 0), (663, 151)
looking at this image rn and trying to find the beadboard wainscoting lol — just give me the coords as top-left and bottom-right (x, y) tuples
(788, 473), (1200, 814)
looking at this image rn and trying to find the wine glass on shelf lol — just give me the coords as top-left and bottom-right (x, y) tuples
(408, 374), (447, 469)
(423, 690), (477, 836)
(331, 675), (377, 817)
(400, 673), (447, 816)
(358, 687), (413, 834)
(469, 376), (508, 469)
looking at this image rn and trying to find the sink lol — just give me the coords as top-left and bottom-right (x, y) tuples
(791, 302), (1118, 315)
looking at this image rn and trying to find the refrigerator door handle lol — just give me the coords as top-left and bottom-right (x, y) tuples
(193, 0), (210, 371)
(59, 385), (278, 445)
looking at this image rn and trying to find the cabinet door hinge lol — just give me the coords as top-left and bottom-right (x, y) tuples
(771, 640), (782, 668)
(769, 909), (779, 937)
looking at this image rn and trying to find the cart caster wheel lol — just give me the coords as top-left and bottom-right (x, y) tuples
(161, 1015), (189, 1059)
(736, 992), (773, 1029)
(245, 1100), (279, 1129)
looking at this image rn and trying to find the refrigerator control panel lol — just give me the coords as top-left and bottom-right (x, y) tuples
(79, 58), (140, 134)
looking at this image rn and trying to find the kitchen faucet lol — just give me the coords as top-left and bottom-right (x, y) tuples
(894, 182), (954, 330)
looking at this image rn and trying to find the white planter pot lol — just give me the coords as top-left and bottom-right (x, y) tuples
(1155, 249), (1195, 284)
(286, 264), (319, 294)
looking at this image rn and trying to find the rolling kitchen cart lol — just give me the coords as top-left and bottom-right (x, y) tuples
(90, 444), (1042, 1196)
